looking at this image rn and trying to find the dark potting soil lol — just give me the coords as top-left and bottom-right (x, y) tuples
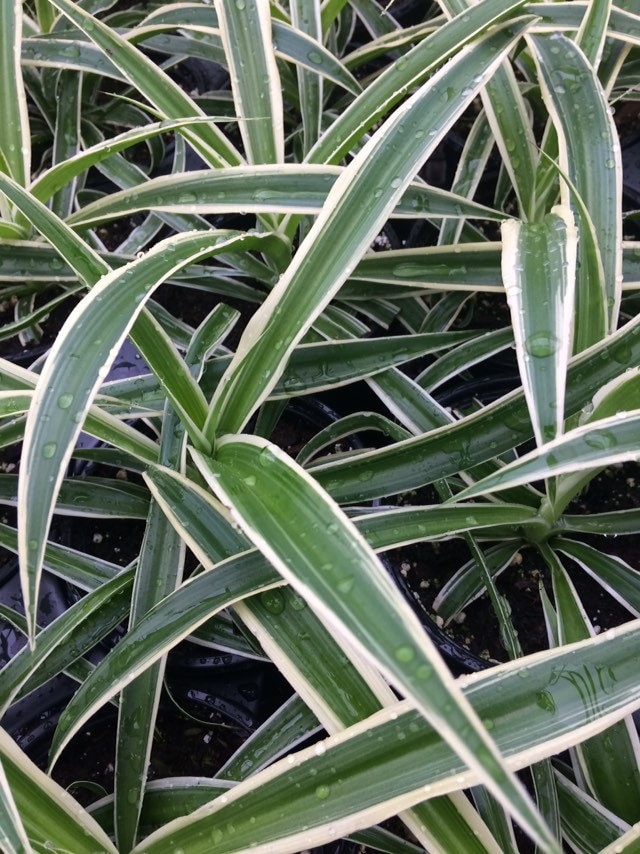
(32, 702), (248, 807)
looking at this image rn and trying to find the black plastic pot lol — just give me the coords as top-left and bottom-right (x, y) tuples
(622, 134), (640, 208)
(0, 556), (72, 667)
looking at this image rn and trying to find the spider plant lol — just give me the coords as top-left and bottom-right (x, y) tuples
(1, 0), (640, 852)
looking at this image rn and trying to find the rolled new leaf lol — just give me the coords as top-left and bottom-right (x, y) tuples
(502, 206), (577, 446)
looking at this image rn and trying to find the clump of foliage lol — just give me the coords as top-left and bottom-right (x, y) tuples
(1, 0), (640, 852)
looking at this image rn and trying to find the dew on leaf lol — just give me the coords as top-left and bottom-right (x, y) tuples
(336, 576), (354, 595)
(524, 331), (558, 358)
(395, 645), (415, 663)
(260, 589), (285, 615)
(57, 393), (74, 409)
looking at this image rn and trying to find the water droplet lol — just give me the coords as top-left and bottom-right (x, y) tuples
(57, 393), (73, 409)
(536, 689), (556, 713)
(243, 474), (256, 486)
(395, 645), (415, 663)
(260, 589), (285, 615)
(416, 664), (432, 680)
(336, 577), (354, 594)
(315, 784), (331, 800)
(258, 447), (276, 467)
(585, 429), (616, 451)
(611, 342), (632, 365)
(127, 787), (138, 804)
(307, 51), (323, 65)
(42, 442), (56, 459)
(289, 593), (307, 611)
(524, 332), (558, 358)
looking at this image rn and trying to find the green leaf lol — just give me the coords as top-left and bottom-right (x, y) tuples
(21, 35), (124, 79)
(136, 5), (361, 94)
(576, 0), (612, 68)
(144, 460), (494, 854)
(0, 520), (120, 590)
(131, 308), (209, 444)
(453, 410), (640, 501)
(312, 0), (528, 165)
(0, 0), (30, 189)
(194, 436), (557, 850)
(554, 768), (629, 854)
(470, 786), (518, 853)
(31, 117), (222, 205)
(115, 330), (483, 410)
(501, 207), (577, 445)
(480, 63), (538, 222)
(542, 545), (640, 824)
(0, 757), (30, 854)
(433, 543), (522, 624)
(271, 331), (477, 396)
(0, 474), (149, 518)
(554, 538), (640, 619)
(295, 411), (410, 467)
(528, 34), (622, 346)
(218, 694), (321, 782)
(115, 405), (186, 852)
(438, 111), (495, 246)
(347, 243), (504, 293)
(217, 0), (283, 164)
(143, 463), (393, 730)
(416, 327), (514, 392)
(355, 503), (537, 551)
(600, 825), (640, 853)
(0, 173), (108, 286)
(51, 69), (81, 218)
(65, 166), (506, 229)
(552, 367), (640, 515)
(559, 508), (640, 537)
(291, 0), (323, 155)
(144, 462), (484, 854)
